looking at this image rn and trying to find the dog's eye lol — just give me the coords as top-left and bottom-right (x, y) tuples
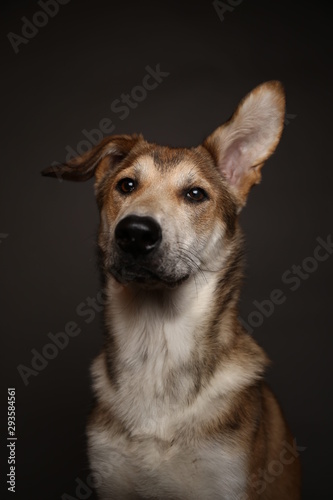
(185, 187), (208, 203)
(117, 178), (136, 194)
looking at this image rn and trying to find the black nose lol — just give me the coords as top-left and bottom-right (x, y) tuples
(115, 215), (162, 257)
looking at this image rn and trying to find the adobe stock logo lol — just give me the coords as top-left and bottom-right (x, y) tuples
(61, 472), (102, 500)
(16, 289), (107, 386)
(7, 0), (71, 54)
(212, 0), (244, 22)
(49, 63), (170, 182)
(236, 439), (306, 500)
(239, 235), (332, 333)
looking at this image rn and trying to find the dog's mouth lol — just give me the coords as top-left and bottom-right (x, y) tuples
(110, 265), (190, 289)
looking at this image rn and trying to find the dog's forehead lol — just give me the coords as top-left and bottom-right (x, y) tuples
(150, 147), (186, 171)
(127, 145), (208, 183)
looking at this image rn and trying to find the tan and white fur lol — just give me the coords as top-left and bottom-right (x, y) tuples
(43, 81), (301, 499)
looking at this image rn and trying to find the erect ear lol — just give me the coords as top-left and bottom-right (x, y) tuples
(41, 134), (143, 183)
(203, 81), (285, 209)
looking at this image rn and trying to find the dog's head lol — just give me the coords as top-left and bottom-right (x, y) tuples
(43, 82), (285, 288)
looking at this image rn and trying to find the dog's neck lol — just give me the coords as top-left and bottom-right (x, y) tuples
(93, 250), (267, 439)
(103, 247), (243, 386)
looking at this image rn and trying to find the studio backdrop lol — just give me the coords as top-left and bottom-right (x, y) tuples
(1, 1), (332, 499)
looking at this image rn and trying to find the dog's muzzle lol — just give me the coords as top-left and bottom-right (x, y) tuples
(111, 215), (189, 287)
(114, 214), (162, 284)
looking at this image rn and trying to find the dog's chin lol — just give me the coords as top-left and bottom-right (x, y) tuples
(110, 266), (190, 289)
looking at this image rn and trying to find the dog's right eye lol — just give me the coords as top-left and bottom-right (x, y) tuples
(117, 178), (137, 194)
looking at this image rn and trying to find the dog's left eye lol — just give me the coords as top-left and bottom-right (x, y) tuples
(117, 178), (137, 194)
(185, 187), (208, 203)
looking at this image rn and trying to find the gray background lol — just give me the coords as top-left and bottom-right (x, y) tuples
(1, 0), (332, 498)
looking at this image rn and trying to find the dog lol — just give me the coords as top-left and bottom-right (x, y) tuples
(43, 81), (301, 499)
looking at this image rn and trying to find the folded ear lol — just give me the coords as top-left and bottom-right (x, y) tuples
(41, 134), (143, 183)
(203, 81), (285, 209)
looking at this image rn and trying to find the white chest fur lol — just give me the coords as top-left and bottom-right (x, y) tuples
(103, 276), (219, 438)
(89, 422), (247, 500)
(88, 275), (256, 499)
